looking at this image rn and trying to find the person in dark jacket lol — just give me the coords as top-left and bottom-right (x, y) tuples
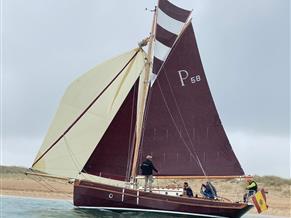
(243, 178), (258, 203)
(140, 155), (158, 192)
(183, 182), (194, 197)
(200, 181), (217, 199)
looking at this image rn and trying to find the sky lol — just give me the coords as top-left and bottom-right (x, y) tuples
(1, 0), (290, 178)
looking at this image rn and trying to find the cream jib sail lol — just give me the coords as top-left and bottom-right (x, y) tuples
(32, 49), (146, 178)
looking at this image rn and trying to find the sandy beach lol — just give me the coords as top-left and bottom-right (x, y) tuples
(1, 177), (72, 200)
(1, 166), (290, 217)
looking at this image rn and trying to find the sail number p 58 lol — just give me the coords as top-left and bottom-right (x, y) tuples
(178, 70), (201, 87)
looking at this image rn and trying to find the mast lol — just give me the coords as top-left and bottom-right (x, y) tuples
(130, 7), (158, 179)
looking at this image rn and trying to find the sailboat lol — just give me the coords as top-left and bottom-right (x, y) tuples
(29, 0), (254, 217)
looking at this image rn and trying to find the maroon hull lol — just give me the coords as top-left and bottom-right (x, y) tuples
(74, 180), (252, 218)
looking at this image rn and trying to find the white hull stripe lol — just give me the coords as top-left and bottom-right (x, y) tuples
(77, 206), (227, 218)
(154, 40), (171, 61)
(157, 8), (184, 35)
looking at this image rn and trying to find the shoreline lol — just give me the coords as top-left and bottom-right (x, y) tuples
(1, 171), (290, 217)
(1, 194), (73, 202)
(0, 175), (73, 201)
(1, 189), (72, 200)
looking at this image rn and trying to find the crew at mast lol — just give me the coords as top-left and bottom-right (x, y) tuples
(141, 155), (158, 192)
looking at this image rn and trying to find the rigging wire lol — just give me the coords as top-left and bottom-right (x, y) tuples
(156, 79), (206, 177)
(162, 68), (208, 178)
(26, 173), (73, 204)
(138, 82), (153, 156)
(28, 174), (57, 192)
(63, 136), (85, 175)
(126, 79), (138, 181)
(153, 20), (236, 199)
(160, 69), (222, 195)
(129, 63), (149, 180)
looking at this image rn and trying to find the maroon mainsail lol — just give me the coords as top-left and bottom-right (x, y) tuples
(139, 23), (244, 176)
(82, 80), (139, 181)
(83, 0), (244, 179)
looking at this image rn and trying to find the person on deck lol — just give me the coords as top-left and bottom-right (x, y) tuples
(243, 178), (258, 203)
(140, 155), (158, 192)
(200, 181), (217, 199)
(182, 182), (194, 197)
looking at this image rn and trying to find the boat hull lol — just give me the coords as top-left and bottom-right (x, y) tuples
(74, 180), (252, 218)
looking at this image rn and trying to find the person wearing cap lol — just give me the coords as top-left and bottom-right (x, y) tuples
(140, 155), (158, 192)
(243, 178), (258, 203)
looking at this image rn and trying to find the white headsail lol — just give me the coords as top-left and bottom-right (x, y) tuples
(32, 48), (146, 178)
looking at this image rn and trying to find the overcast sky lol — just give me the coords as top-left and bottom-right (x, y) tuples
(1, 0), (290, 178)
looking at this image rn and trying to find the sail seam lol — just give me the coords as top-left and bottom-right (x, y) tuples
(63, 136), (84, 175)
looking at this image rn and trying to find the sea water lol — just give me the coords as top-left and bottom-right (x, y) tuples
(0, 196), (283, 218)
